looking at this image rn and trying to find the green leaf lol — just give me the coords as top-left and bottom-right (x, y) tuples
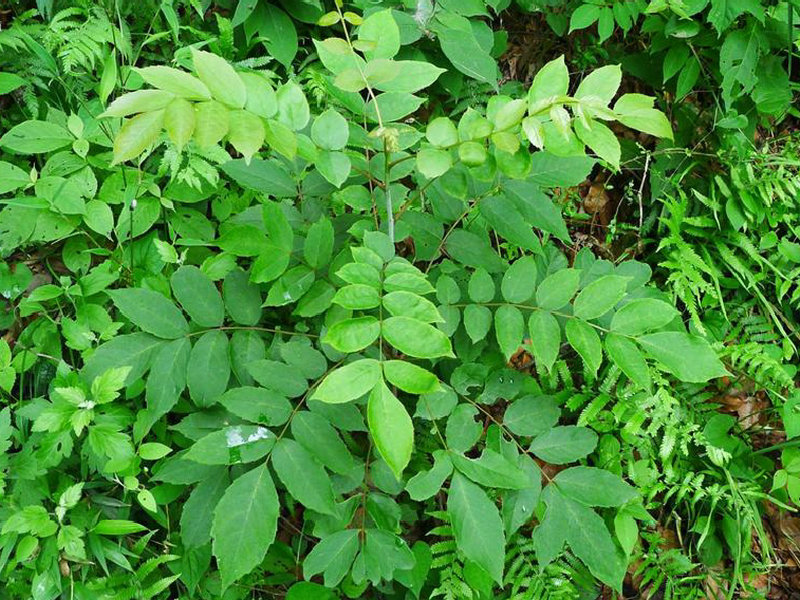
(316, 150), (351, 187)
(240, 71), (278, 118)
(186, 425), (274, 465)
(368, 379), (414, 478)
(610, 298), (678, 335)
(468, 268), (495, 302)
(382, 291), (443, 323)
(503, 394), (560, 437)
(212, 464), (279, 588)
(303, 529), (359, 588)
(0, 72), (26, 95)
(636, 332), (728, 383)
(569, 4), (600, 31)
(479, 195), (541, 253)
(0, 161), (30, 194)
(276, 81), (310, 130)
(137, 337), (190, 437)
(536, 268), (580, 310)
(572, 275), (629, 320)
(555, 488), (627, 590)
(528, 56), (569, 107)
(406, 452), (453, 501)
(222, 268), (262, 326)
(375, 60), (446, 93)
(554, 466), (638, 507)
(171, 265), (224, 327)
(495, 305), (524, 361)
(358, 9), (400, 60)
(108, 289), (188, 339)
(613, 94), (673, 140)
(272, 438), (337, 515)
(312, 359), (382, 404)
(575, 64), (622, 106)
(448, 472), (505, 584)
(218, 387), (292, 426)
(0, 120), (72, 154)
(221, 158), (296, 198)
(164, 97), (195, 151)
(446, 229), (504, 273)
(573, 119), (620, 167)
(503, 456), (542, 537)
(247, 360), (307, 397)
(382, 316), (453, 359)
(93, 520), (148, 535)
(227, 110), (265, 163)
(435, 14), (498, 87)
(464, 304), (492, 343)
(181, 468), (229, 548)
(191, 49), (246, 108)
(194, 100), (229, 147)
(82, 333), (164, 384)
(136, 66), (211, 100)
(112, 110), (165, 165)
(417, 147), (452, 179)
(333, 284), (380, 310)
(324, 317), (380, 353)
(605, 333), (651, 391)
(100, 90), (175, 118)
(383, 360), (440, 394)
(254, 4), (298, 67)
(187, 331), (230, 407)
(565, 319), (602, 378)
(530, 425), (598, 464)
(426, 117), (459, 148)
(291, 411), (357, 475)
(501, 256), (537, 303)
(311, 109), (349, 151)
(304, 217), (334, 269)
(452, 449), (531, 489)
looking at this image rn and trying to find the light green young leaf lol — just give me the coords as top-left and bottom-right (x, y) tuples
(382, 291), (443, 323)
(227, 110), (265, 163)
(382, 316), (453, 359)
(613, 94), (673, 140)
(357, 9), (400, 60)
(312, 359), (382, 404)
(528, 55), (569, 108)
(383, 360), (440, 394)
(406, 452), (453, 501)
(324, 317), (380, 353)
(100, 90), (175, 118)
(368, 379), (414, 478)
(112, 110), (165, 165)
(0, 121), (72, 154)
(164, 97), (195, 151)
(191, 49), (246, 108)
(193, 100), (229, 147)
(311, 109), (349, 151)
(136, 66), (211, 100)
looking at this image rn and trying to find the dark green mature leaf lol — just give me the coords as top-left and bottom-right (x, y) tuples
(554, 466), (638, 507)
(501, 256), (537, 303)
(181, 468), (229, 548)
(136, 337), (191, 440)
(445, 229), (504, 272)
(637, 332), (728, 383)
(221, 159), (296, 198)
(108, 289), (189, 339)
(605, 333), (651, 391)
(82, 333), (164, 384)
(448, 473), (505, 584)
(247, 360), (308, 397)
(0, 120), (72, 154)
(611, 298), (679, 335)
(217, 387), (292, 426)
(171, 266), (224, 327)
(222, 268), (262, 325)
(406, 452), (453, 501)
(212, 464), (279, 588)
(187, 331), (230, 407)
(304, 529), (360, 588)
(530, 426), (598, 464)
(495, 305), (524, 361)
(451, 449), (531, 489)
(528, 311), (561, 372)
(503, 395), (560, 437)
(272, 438), (337, 515)
(291, 411), (357, 476)
(186, 425), (274, 465)
(434, 14), (498, 87)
